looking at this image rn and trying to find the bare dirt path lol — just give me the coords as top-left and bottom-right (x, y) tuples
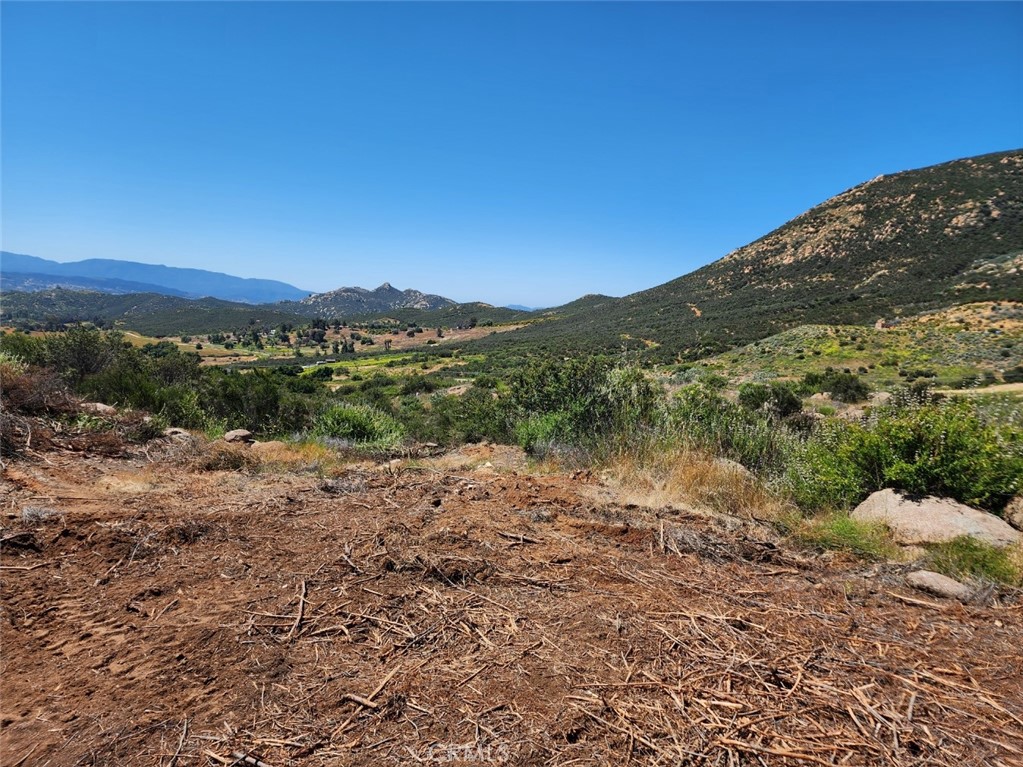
(2, 443), (1022, 766)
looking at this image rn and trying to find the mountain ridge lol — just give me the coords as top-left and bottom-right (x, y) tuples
(0, 252), (311, 304)
(278, 282), (455, 317)
(473, 148), (1023, 360)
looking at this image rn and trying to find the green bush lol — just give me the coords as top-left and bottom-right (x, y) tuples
(312, 403), (405, 449)
(665, 385), (796, 474)
(800, 369), (869, 403)
(307, 366), (333, 380)
(739, 382), (802, 418)
(738, 383), (771, 412)
(508, 358), (659, 452)
(787, 397), (1023, 513)
(401, 374), (438, 395)
(515, 412), (573, 454)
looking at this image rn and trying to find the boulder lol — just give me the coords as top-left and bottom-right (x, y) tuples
(81, 402), (116, 415)
(712, 457), (756, 484)
(869, 391), (893, 407)
(906, 570), (973, 601)
(223, 429), (254, 444)
(851, 489), (1021, 548)
(1005, 496), (1023, 532)
(162, 427), (192, 441)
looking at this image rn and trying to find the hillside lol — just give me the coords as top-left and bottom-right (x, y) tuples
(280, 282), (455, 318)
(474, 150), (1023, 361)
(0, 289), (310, 336)
(0, 252), (310, 303)
(694, 301), (1023, 390)
(348, 301), (530, 327)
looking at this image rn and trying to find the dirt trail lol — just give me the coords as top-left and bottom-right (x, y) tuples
(2, 441), (1022, 766)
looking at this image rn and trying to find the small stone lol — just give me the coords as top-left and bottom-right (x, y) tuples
(223, 429), (254, 444)
(81, 402), (116, 415)
(162, 427), (192, 441)
(906, 570), (973, 601)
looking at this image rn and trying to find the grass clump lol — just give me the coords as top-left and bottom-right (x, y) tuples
(926, 536), (1020, 586)
(597, 444), (787, 519)
(794, 513), (897, 560)
(312, 402), (405, 450)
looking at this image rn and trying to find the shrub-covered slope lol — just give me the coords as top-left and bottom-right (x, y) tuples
(476, 149), (1023, 360)
(0, 289), (311, 336)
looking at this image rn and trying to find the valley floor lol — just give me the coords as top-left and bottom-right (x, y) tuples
(2, 439), (1022, 766)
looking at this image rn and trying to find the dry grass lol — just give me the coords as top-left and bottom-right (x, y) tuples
(594, 445), (791, 521)
(176, 436), (362, 476)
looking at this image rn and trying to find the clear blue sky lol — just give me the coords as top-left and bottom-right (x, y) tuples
(2, 2), (1021, 307)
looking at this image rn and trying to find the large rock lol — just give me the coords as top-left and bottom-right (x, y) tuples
(906, 570), (973, 601)
(223, 429), (254, 444)
(851, 489), (1021, 547)
(712, 457), (756, 484)
(1005, 496), (1023, 532)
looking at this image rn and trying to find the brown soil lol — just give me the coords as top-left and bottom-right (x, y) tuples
(2, 437), (1022, 766)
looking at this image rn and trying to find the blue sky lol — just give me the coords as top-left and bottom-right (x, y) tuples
(2, 2), (1021, 307)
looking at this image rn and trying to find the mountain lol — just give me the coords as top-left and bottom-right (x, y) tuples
(505, 304), (536, 312)
(0, 270), (191, 297)
(0, 252), (310, 304)
(473, 149), (1023, 361)
(279, 282), (455, 318)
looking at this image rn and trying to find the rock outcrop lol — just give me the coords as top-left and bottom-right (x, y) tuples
(851, 489), (1021, 547)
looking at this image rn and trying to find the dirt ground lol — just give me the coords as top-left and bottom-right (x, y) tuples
(2, 436), (1023, 767)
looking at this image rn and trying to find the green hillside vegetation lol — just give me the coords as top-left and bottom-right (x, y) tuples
(691, 301), (1023, 390)
(471, 150), (1023, 361)
(346, 302), (531, 328)
(4, 328), (1021, 528)
(0, 289), (312, 336)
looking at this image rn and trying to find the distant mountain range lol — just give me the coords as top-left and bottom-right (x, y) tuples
(0, 252), (310, 304)
(0, 252), (460, 319)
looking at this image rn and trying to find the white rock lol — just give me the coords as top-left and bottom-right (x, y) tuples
(851, 489), (1021, 548)
(223, 429), (254, 443)
(81, 402), (116, 415)
(906, 570), (973, 601)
